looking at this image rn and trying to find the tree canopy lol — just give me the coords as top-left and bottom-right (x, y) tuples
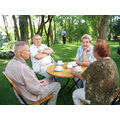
(0, 15), (120, 51)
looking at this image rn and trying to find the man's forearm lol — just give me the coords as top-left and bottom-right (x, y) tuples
(42, 48), (54, 55)
(34, 52), (48, 60)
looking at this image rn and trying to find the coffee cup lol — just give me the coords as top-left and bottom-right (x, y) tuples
(75, 66), (82, 72)
(70, 61), (77, 66)
(67, 63), (72, 68)
(55, 66), (63, 71)
(57, 60), (64, 65)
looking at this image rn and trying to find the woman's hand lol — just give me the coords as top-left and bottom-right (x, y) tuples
(75, 59), (83, 66)
(71, 68), (84, 80)
(82, 61), (90, 67)
(84, 47), (91, 52)
(71, 68), (77, 76)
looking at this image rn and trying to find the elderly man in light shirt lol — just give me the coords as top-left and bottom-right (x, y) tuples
(30, 34), (55, 80)
(75, 34), (96, 89)
(5, 41), (61, 105)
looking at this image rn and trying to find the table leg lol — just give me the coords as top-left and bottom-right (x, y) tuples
(59, 78), (71, 93)
(67, 79), (81, 93)
(60, 91), (66, 104)
(58, 78), (71, 104)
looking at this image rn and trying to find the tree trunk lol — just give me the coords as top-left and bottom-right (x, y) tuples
(33, 21), (36, 34)
(37, 15), (50, 36)
(2, 15), (11, 41)
(98, 15), (110, 40)
(53, 16), (56, 44)
(97, 15), (102, 37)
(47, 16), (53, 46)
(28, 15), (34, 39)
(68, 16), (71, 43)
(44, 15), (53, 46)
(12, 15), (20, 41)
(50, 26), (53, 45)
(19, 15), (29, 42)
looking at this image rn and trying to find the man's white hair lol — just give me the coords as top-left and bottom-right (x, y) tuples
(81, 34), (92, 42)
(32, 34), (41, 41)
(14, 41), (28, 56)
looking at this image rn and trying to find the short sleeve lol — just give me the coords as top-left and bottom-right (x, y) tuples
(75, 46), (83, 61)
(88, 53), (96, 62)
(30, 45), (38, 58)
(75, 48), (79, 59)
(42, 44), (49, 49)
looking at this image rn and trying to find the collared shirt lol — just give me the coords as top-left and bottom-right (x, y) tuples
(75, 45), (96, 62)
(30, 44), (53, 72)
(5, 56), (49, 103)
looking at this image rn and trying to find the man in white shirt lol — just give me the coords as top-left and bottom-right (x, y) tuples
(30, 34), (55, 80)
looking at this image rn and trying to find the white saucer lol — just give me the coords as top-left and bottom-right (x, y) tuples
(76, 69), (83, 72)
(55, 68), (64, 71)
(75, 66), (83, 72)
(72, 64), (77, 67)
(70, 62), (77, 66)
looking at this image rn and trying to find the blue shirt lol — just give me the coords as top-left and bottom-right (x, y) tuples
(62, 30), (66, 35)
(75, 45), (96, 62)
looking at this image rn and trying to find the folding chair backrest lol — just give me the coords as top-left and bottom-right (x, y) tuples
(111, 88), (120, 105)
(3, 72), (28, 105)
(3, 72), (20, 94)
(3, 72), (53, 105)
(80, 99), (89, 105)
(80, 88), (120, 105)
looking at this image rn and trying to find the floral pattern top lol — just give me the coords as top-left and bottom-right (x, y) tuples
(81, 58), (119, 105)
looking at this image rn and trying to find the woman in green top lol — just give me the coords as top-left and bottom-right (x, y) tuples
(71, 40), (119, 105)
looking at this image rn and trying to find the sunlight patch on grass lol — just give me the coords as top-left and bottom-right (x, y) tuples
(0, 59), (10, 65)
(52, 54), (61, 60)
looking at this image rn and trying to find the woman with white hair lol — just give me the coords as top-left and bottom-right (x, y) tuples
(74, 34), (96, 88)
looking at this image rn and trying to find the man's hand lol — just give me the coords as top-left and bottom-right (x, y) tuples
(40, 80), (50, 85)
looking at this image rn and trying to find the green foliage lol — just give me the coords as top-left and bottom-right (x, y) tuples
(0, 39), (17, 52)
(55, 15), (98, 43)
(112, 16), (120, 40)
(0, 31), (8, 47)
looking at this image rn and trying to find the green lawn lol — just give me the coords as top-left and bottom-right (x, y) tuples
(0, 41), (120, 105)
